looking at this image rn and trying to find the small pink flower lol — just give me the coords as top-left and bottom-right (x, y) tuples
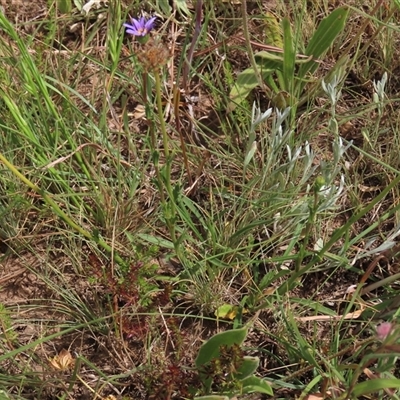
(376, 322), (394, 341)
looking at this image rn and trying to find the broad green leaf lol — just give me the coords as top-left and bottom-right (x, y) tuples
(194, 397), (229, 400)
(271, 91), (294, 109)
(135, 233), (174, 249)
(263, 73), (280, 93)
(264, 12), (283, 48)
(235, 356), (260, 380)
(352, 378), (400, 397)
(157, 0), (171, 15)
(255, 51), (285, 63)
(176, 0), (192, 16)
(228, 57), (281, 111)
(58, 0), (72, 13)
(305, 7), (349, 56)
(298, 7), (349, 84)
(244, 141), (257, 170)
(215, 304), (240, 320)
(73, 0), (83, 9)
(282, 17), (295, 94)
(0, 391), (11, 400)
(255, 50), (313, 65)
(195, 327), (248, 368)
(256, 49), (286, 91)
(240, 376), (274, 395)
(228, 66), (263, 111)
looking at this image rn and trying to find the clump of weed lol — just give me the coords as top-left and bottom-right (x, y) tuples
(132, 317), (202, 399)
(0, 303), (17, 347)
(88, 248), (169, 309)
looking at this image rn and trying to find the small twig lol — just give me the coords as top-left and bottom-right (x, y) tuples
(0, 268), (26, 285)
(194, 36), (314, 60)
(360, 243), (400, 289)
(173, 85), (193, 185)
(44, 142), (132, 169)
(159, 306), (175, 351)
(182, 0), (202, 92)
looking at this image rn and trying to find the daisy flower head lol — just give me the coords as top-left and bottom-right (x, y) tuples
(123, 16), (156, 38)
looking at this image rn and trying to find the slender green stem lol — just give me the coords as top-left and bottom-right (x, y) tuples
(143, 71), (166, 207)
(154, 72), (171, 172)
(174, 84), (192, 185)
(154, 70), (177, 245)
(295, 191), (319, 272)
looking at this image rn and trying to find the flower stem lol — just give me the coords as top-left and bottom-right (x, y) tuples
(154, 70), (177, 245)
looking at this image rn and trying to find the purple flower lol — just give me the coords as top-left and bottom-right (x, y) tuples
(123, 16), (156, 37)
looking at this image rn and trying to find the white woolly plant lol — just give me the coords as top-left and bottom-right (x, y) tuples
(243, 100), (351, 262)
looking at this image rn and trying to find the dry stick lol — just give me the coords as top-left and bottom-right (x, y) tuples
(173, 85), (193, 186)
(182, 0), (202, 92)
(194, 37), (312, 59)
(359, 250), (397, 288)
(180, 0), (203, 186)
(360, 244), (400, 319)
(362, 272), (400, 296)
(0, 268), (26, 285)
(44, 142), (131, 169)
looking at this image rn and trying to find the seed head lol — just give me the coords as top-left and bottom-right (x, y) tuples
(136, 39), (170, 71)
